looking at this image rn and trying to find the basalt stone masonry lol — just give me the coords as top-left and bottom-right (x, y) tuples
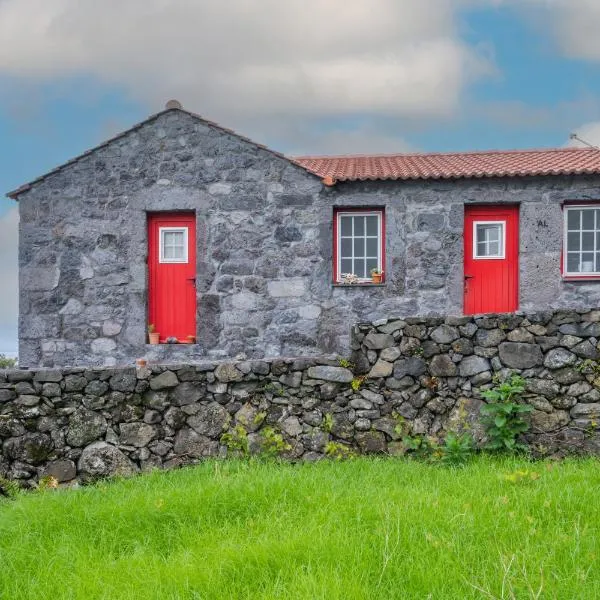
(2, 308), (600, 486)
(14, 107), (600, 368)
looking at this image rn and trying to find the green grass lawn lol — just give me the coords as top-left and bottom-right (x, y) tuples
(1, 457), (599, 599)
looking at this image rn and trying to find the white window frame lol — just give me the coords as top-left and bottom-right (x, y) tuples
(473, 221), (505, 260)
(336, 210), (383, 282)
(563, 205), (600, 277)
(159, 226), (189, 264)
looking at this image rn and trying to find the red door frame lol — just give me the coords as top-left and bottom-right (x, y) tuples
(464, 204), (519, 315)
(148, 212), (197, 342)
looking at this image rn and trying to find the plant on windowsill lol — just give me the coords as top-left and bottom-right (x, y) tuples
(148, 324), (160, 345)
(341, 273), (360, 285)
(370, 268), (384, 284)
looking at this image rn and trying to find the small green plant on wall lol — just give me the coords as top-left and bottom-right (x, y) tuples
(259, 427), (291, 459)
(325, 441), (356, 460)
(220, 424), (249, 456)
(480, 373), (532, 453)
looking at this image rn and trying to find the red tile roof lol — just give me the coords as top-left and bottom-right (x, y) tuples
(293, 147), (600, 183)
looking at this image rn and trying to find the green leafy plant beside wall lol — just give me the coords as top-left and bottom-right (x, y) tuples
(0, 354), (17, 369)
(220, 425), (249, 456)
(439, 432), (474, 467)
(480, 374), (532, 452)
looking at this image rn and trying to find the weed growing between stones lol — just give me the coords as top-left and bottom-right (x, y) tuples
(259, 427), (291, 458)
(324, 441), (356, 460)
(220, 425), (249, 456)
(480, 374), (533, 452)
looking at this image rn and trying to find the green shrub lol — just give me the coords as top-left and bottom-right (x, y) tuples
(0, 477), (19, 499)
(480, 374), (533, 452)
(0, 355), (16, 369)
(440, 432), (474, 467)
(324, 441), (356, 460)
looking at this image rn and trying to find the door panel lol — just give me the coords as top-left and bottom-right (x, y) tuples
(148, 213), (196, 342)
(464, 205), (519, 315)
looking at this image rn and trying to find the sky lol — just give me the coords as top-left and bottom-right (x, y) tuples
(2, 0), (600, 356)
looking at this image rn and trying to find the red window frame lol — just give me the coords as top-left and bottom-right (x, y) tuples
(561, 201), (600, 281)
(332, 207), (385, 283)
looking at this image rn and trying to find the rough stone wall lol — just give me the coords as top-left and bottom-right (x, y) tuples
(17, 107), (600, 367)
(2, 308), (600, 486)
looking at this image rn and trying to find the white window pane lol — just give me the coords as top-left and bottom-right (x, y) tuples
(488, 241), (499, 256)
(164, 231), (183, 246)
(366, 216), (378, 236)
(366, 259), (378, 274)
(341, 238), (352, 257)
(567, 253), (581, 272)
(354, 217), (365, 236)
(341, 259), (352, 274)
(568, 210), (581, 230)
(340, 217), (352, 236)
(567, 232), (580, 252)
(366, 238), (378, 257)
(164, 245), (175, 259)
(596, 253), (600, 271)
(582, 253), (594, 272)
(354, 260), (366, 278)
(476, 226), (486, 244)
(596, 210), (600, 228)
(582, 209), (595, 230)
(476, 241), (487, 257)
(582, 232), (595, 252)
(597, 232), (600, 250)
(353, 238), (364, 258)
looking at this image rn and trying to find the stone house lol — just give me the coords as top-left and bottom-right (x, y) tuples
(7, 101), (600, 367)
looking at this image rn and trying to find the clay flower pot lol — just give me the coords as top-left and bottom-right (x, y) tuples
(371, 273), (383, 284)
(186, 335), (196, 344)
(148, 332), (160, 345)
(135, 358), (148, 368)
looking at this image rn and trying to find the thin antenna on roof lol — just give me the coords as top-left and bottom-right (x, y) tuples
(569, 132), (600, 150)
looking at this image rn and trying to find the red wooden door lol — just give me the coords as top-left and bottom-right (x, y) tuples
(464, 205), (519, 315)
(148, 213), (196, 342)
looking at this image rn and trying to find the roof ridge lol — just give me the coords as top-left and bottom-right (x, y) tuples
(293, 146), (598, 161)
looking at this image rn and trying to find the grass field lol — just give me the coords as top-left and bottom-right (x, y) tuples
(1, 456), (599, 599)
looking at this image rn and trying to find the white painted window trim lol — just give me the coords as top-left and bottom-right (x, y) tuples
(473, 220), (505, 260)
(563, 205), (600, 276)
(336, 210), (383, 282)
(159, 226), (189, 264)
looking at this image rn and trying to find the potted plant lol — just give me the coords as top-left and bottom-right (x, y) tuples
(186, 335), (196, 344)
(370, 268), (384, 284)
(148, 324), (160, 345)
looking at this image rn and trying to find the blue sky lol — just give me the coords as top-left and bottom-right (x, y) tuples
(1, 0), (600, 355)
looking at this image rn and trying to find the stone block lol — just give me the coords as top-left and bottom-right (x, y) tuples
(498, 342), (543, 369)
(267, 278), (307, 298)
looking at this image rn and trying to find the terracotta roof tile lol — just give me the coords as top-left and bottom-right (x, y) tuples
(292, 147), (600, 182)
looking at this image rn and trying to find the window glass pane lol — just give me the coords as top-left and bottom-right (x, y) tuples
(597, 232), (600, 250)
(341, 238), (352, 257)
(567, 209), (581, 230)
(488, 241), (499, 256)
(164, 231), (184, 246)
(596, 253), (600, 272)
(582, 209), (595, 230)
(353, 238), (364, 258)
(353, 259), (366, 278)
(366, 238), (378, 257)
(340, 259), (352, 274)
(486, 226), (500, 243)
(582, 232), (595, 252)
(476, 241), (487, 257)
(354, 217), (365, 236)
(476, 226), (486, 244)
(582, 253), (595, 272)
(567, 232), (580, 251)
(366, 216), (378, 236)
(340, 216), (352, 236)
(172, 246), (184, 260)
(596, 210), (600, 229)
(567, 253), (580, 273)
(366, 259), (378, 275)
(163, 245), (175, 259)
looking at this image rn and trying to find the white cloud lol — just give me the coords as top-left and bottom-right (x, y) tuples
(0, 206), (18, 356)
(0, 0), (491, 134)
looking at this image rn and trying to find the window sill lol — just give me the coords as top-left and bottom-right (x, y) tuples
(563, 276), (600, 282)
(333, 282), (386, 287)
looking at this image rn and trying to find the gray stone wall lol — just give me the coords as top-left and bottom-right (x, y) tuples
(16, 107), (600, 367)
(2, 308), (600, 487)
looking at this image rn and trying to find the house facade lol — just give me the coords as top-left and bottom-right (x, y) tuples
(8, 103), (600, 367)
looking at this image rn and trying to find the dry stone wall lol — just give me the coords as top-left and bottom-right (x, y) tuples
(2, 308), (600, 486)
